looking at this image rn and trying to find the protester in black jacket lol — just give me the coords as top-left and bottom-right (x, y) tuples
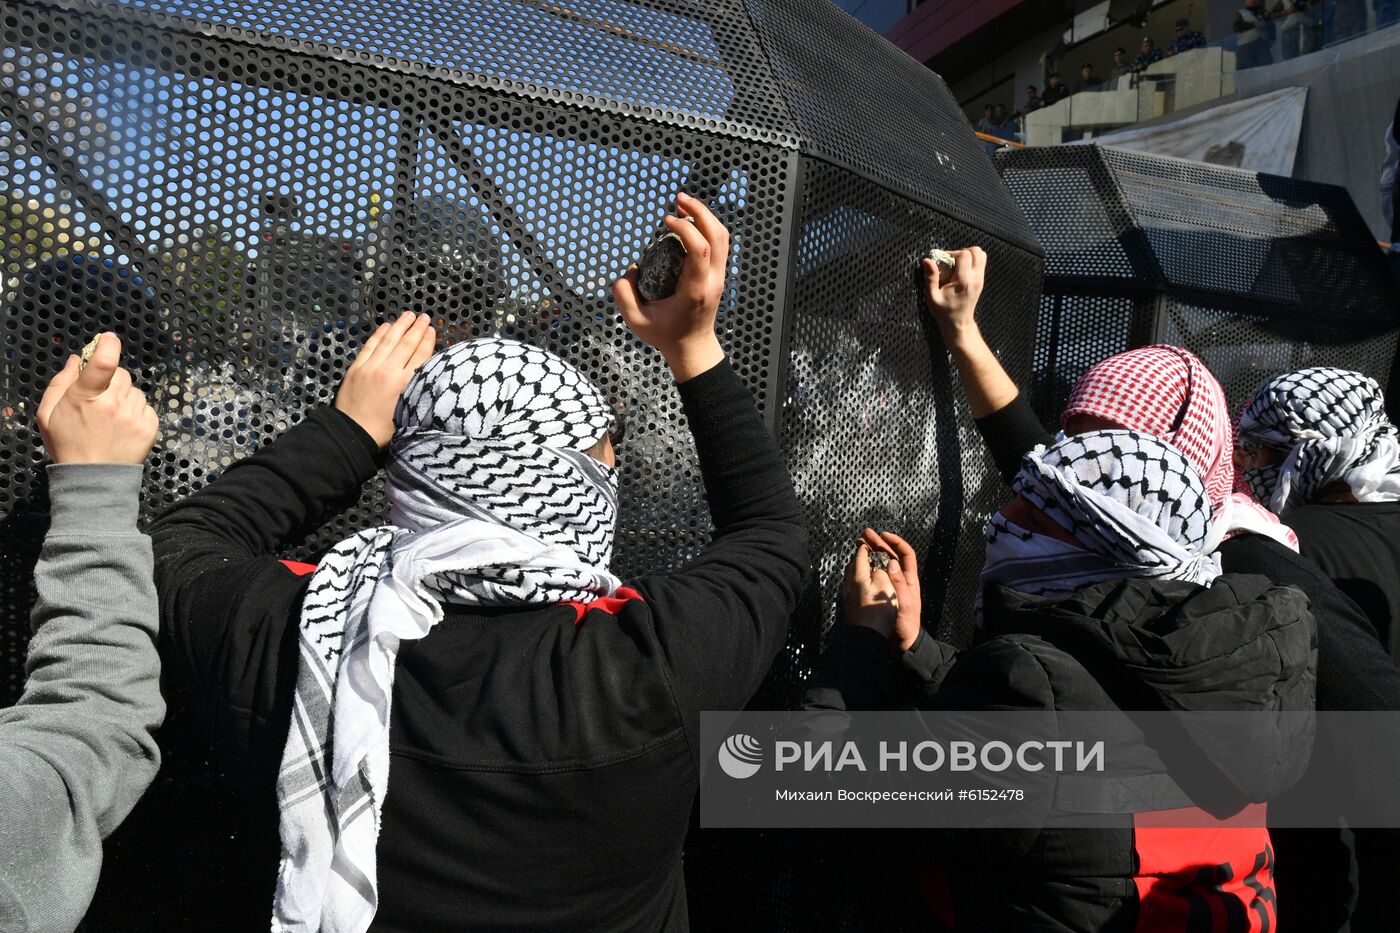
(150, 193), (809, 932)
(805, 431), (1316, 932)
(917, 248), (1400, 932)
(1235, 366), (1400, 932)
(1237, 367), (1400, 657)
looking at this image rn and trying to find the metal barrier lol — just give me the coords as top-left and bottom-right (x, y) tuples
(1, 0), (1041, 927)
(996, 143), (1400, 426)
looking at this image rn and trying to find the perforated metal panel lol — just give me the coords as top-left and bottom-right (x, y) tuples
(775, 158), (1040, 667)
(998, 144), (1400, 422)
(1, 0), (1041, 927)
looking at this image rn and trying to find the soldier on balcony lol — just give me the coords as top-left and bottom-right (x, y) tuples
(1169, 17), (1206, 55)
(1129, 36), (1165, 74)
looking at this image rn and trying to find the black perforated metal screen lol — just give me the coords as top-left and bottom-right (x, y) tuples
(997, 144), (1400, 426)
(1, 0), (1041, 927)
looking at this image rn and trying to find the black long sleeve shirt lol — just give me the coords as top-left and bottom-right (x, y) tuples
(149, 357), (810, 932)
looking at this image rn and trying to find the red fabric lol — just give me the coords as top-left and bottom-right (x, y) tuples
(1064, 346), (1297, 549)
(1132, 805), (1275, 933)
(280, 559), (317, 577)
(563, 586), (644, 624)
(1065, 346), (1235, 509)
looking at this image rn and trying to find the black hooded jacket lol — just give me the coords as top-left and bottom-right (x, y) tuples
(805, 574), (1317, 932)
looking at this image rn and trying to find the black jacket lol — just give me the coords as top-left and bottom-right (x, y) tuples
(149, 358), (810, 932)
(1285, 501), (1400, 661)
(807, 574), (1316, 932)
(973, 392), (1400, 931)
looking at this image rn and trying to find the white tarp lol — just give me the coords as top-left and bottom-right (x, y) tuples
(1084, 86), (1309, 177)
(1231, 24), (1400, 242)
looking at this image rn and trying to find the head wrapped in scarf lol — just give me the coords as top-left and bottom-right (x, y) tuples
(1237, 367), (1400, 513)
(274, 337), (622, 933)
(981, 429), (1222, 610)
(1064, 345), (1296, 551)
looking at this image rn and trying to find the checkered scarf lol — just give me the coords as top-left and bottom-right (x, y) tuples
(981, 430), (1221, 610)
(1065, 345), (1297, 551)
(272, 338), (622, 933)
(1237, 367), (1400, 512)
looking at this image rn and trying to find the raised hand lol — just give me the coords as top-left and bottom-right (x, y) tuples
(922, 246), (987, 342)
(37, 333), (159, 465)
(613, 192), (728, 382)
(335, 311), (437, 448)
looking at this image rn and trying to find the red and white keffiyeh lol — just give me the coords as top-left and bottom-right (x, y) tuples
(1063, 346), (1298, 552)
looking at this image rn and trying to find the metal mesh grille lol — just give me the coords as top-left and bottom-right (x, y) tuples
(1158, 299), (1400, 415)
(775, 157), (1040, 674)
(1029, 291), (1145, 426)
(1, 0), (794, 602)
(46, 0), (801, 144)
(744, 0), (1037, 256)
(998, 144), (1400, 418)
(1, 0), (1042, 926)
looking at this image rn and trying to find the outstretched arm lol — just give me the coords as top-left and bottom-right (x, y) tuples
(924, 249), (1051, 483)
(616, 193), (810, 718)
(924, 248), (1017, 418)
(149, 313), (435, 776)
(0, 336), (163, 931)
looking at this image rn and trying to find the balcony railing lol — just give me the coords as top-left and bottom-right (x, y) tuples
(976, 0), (1398, 152)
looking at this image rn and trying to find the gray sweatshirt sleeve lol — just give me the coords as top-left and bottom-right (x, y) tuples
(0, 463), (163, 933)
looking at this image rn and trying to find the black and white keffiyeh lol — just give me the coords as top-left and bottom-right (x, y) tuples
(981, 430), (1221, 610)
(273, 338), (622, 933)
(1237, 367), (1400, 512)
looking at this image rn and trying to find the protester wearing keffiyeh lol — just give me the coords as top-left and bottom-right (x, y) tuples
(981, 429), (1222, 609)
(1064, 345), (1298, 552)
(273, 337), (623, 933)
(1238, 366), (1400, 514)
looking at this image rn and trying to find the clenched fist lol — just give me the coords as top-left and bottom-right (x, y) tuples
(922, 246), (987, 344)
(37, 333), (160, 465)
(613, 192), (728, 382)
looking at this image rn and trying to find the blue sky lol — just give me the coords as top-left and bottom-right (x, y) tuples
(3, 41), (751, 301)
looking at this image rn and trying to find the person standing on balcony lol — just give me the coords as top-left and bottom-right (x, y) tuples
(975, 103), (995, 134)
(1234, 0), (1275, 69)
(1040, 73), (1070, 106)
(1074, 63), (1101, 93)
(992, 103), (1019, 141)
(1169, 17), (1207, 54)
(1108, 46), (1132, 86)
(1019, 85), (1041, 117)
(1129, 36), (1164, 74)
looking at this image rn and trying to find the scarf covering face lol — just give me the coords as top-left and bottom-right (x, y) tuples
(1064, 345), (1298, 552)
(272, 338), (623, 933)
(1237, 366), (1400, 513)
(981, 430), (1222, 611)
